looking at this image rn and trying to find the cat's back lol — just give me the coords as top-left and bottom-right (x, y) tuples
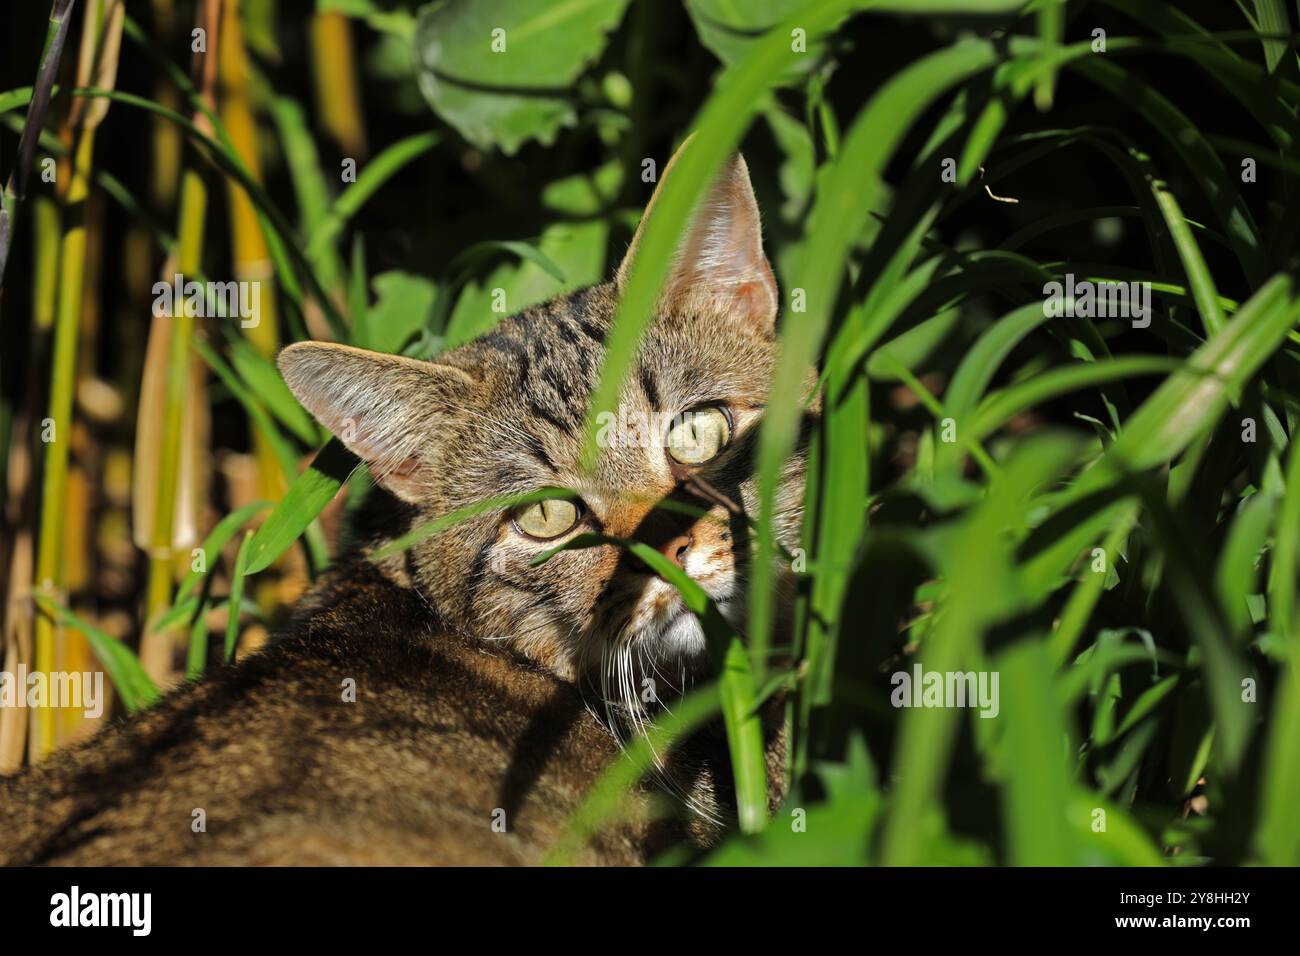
(0, 564), (643, 866)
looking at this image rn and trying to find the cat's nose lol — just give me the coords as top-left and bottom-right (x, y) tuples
(658, 530), (694, 569)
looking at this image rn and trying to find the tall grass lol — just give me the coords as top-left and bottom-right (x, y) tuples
(0, 0), (1297, 865)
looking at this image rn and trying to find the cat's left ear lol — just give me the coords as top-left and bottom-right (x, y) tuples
(277, 342), (476, 504)
(617, 146), (778, 332)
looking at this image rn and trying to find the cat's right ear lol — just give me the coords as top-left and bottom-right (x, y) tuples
(617, 143), (777, 333)
(277, 342), (476, 504)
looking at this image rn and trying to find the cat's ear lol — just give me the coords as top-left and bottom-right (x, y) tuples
(617, 145), (778, 332)
(277, 342), (476, 503)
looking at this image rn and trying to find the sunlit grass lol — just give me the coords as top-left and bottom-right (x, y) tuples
(0, 0), (1297, 866)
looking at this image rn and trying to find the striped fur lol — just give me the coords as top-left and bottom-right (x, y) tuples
(0, 152), (811, 865)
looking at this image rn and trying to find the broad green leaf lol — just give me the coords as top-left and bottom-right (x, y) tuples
(686, 0), (830, 83)
(441, 234), (579, 349)
(414, 0), (632, 153)
(541, 160), (623, 216)
(369, 270), (438, 355)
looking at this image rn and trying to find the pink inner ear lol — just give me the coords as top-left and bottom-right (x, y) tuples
(732, 275), (778, 329)
(385, 456), (421, 479)
(371, 454), (426, 502)
(337, 414), (427, 502)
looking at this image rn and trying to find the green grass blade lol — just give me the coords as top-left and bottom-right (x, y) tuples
(186, 597), (211, 682)
(1217, 491), (1277, 640)
(244, 438), (359, 574)
(752, 37), (1006, 678)
(227, 338), (321, 444)
(56, 85), (348, 337)
(998, 641), (1076, 864)
(153, 499), (272, 628)
(226, 532), (255, 663)
(1034, 0), (1066, 110)
(1251, 0), (1291, 72)
(272, 95), (346, 293)
(967, 356), (1184, 449)
(581, 0), (881, 472)
(1099, 274), (1300, 478)
(545, 681), (722, 865)
(303, 131), (440, 261)
(1256, 437), (1300, 863)
(882, 433), (1086, 865)
(372, 488), (581, 562)
(536, 531), (768, 832)
(1068, 55), (1266, 284)
(34, 598), (162, 713)
(1150, 179), (1227, 335)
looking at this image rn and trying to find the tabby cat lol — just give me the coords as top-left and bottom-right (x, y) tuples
(0, 149), (811, 865)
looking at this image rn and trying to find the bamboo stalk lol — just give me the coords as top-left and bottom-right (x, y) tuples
(0, 193), (61, 771)
(56, 183), (110, 745)
(309, 10), (368, 162)
(135, 0), (221, 685)
(219, 0), (283, 506)
(148, 0), (183, 216)
(0, 528), (33, 771)
(30, 0), (125, 762)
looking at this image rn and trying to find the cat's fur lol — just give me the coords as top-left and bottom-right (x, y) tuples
(0, 150), (810, 865)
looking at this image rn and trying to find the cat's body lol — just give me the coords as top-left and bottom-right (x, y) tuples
(0, 559), (707, 865)
(0, 150), (809, 865)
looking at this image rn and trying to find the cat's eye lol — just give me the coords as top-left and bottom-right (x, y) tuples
(665, 406), (732, 465)
(512, 498), (582, 540)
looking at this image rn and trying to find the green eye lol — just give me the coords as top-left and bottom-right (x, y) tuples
(512, 498), (581, 540)
(665, 406), (732, 465)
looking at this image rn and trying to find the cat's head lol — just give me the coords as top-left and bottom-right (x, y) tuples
(279, 151), (810, 714)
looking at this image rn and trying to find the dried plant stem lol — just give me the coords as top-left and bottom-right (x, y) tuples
(0, 0), (78, 296)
